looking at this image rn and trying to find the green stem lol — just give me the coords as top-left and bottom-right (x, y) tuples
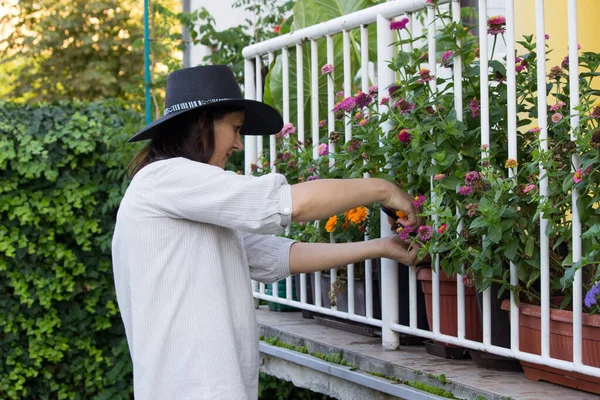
(490, 35), (498, 62)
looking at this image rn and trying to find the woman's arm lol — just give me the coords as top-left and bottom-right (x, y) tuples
(290, 178), (418, 228)
(288, 236), (420, 274)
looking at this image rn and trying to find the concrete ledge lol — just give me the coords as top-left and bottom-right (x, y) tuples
(256, 307), (598, 400)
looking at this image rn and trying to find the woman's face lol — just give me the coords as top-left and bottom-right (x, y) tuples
(209, 110), (245, 169)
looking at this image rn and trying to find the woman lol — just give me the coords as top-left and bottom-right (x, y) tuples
(112, 65), (419, 399)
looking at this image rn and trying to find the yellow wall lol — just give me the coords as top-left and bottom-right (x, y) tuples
(515, 0), (600, 70)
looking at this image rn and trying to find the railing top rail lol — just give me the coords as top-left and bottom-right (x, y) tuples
(241, 0), (451, 59)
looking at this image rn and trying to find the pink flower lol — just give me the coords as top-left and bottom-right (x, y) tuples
(551, 112), (563, 123)
(459, 186), (473, 196)
(279, 122), (296, 138)
(397, 226), (413, 241)
(523, 184), (536, 193)
(368, 86), (378, 97)
(487, 15), (506, 36)
(481, 144), (489, 151)
(417, 225), (434, 242)
(433, 173), (446, 181)
(529, 126), (542, 133)
(466, 203), (478, 217)
(545, 34), (550, 40)
(317, 143), (329, 156)
(358, 118), (369, 127)
(388, 85), (400, 96)
(441, 50), (454, 67)
(361, 152), (368, 160)
(336, 90), (345, 98)
(515, 57), (527, 73)
(413, 195), (426, 208)
(394, 98), (415, 114)
(469, 98), (480, 118)
(437, 223), (447, 234)
(307, 175), (319, 181)
(390, 17), (410, 31)
(573, 168), (583, 183)
(550, 102), (566, 111)
(417, 68), (434, 84)
(318, 119), (326, 128)
(380, 97), (390, 105)
(398, 129), (411, 144)
(321, 64), (334, 75)
(354, 111), (365, 121)
(333, 96), (356, 113)
(465, 171), (481, 186)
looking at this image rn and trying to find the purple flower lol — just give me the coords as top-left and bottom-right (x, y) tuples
(317, 143), (329, 156)
(459, 186), (473, 196)
(307, 167), (314, 173)
(307, 175), (319, 181)
(354, 111), (365, 121)
(413, 195), (426, 208)
(515, 57), (527, 73)
(551, 112), (563, 123)
(390, 17), (409, 31)
(441, 50), (454, 67)
(562, 55), (570, 68)
(466, 203), (478, 217)
(398, 129), (411, 144)
(355, 92), (373, 108)
(433, 173), (446, 181)
(398, 226), (414, 241)
(319, 119), (326, 128)
(465, 171), (481, 186)
(417, 68), (434, 84)
(394, 98), (415, 115)
(347, 139), (362, 152)
(585, 281), (600, 308)
(321, 63), (334, 75)
(469, 98), (480, 118)
(550, 102), (567, 111)
(417, 225), (434, 242)
(380, 97), (390, 105)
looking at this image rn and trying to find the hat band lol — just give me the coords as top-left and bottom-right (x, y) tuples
(163, 98), (238, 116)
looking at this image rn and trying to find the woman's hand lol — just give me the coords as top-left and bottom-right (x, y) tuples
(377, 235), (421, 266)
(382, 185), (420, 230)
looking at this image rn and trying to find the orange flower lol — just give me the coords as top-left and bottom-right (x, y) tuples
(325, 215), (337, 232)
(396, 210), (407, 220)
(347, 206), (368, 224)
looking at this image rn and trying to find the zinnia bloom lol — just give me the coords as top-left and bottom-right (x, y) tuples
(591, 100), (600, 118)
(413, 195), (426, 208)
(487, 15), (506, 36)
(505, 158), (518, 168)
(466, 203), (478, 217)
(355, 92), (373, 108)
(317, 143), (329, 156)
(394, 98), (416, 115)
(548, 66), (563, 80)
(358, 118), (369, 127)
(398, 129), (411, 143)
(333, 96), (356, 113)
(469, 98), (480, 117)
(529, 126), (542, 133)
(591, 130), (600, 149)
(523, 184), (536, 193)
(441, 50), (454, 67)
(319, 119), (326, 128)
(550, 102), (566, 111)
(325, 215), (337, 232)
(279, 122), (296, 138)
(274, 25), (281, 34)
(433, 173), (446, 181)
(551, 112), (563, 123)
(397, 226), (414, 241)
(417, 68), (434, 84)
(573, 168), (583, 183)
(321, 64), (334, 75)
(459, 186), (473, 196)
(437, 223), (447, 234)
(396, 210), (407, 220)
(388, 85), (400, 96)
(417, 225), (434, 242)
(465, 171), (481, 186)
(368, 86), (378, 97)
(515, 57), (527, 73)
(380, 97), (390, 105)
(346, 206), (368, 224)
(307, 175), (319, 181)
(390, 17), (410, 31)
(354, 111), (365, 121)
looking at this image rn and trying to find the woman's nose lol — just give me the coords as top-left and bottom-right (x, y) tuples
(233, 132), (244, 151)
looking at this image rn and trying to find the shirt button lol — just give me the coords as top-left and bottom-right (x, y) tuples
(284, 207), (290, 214)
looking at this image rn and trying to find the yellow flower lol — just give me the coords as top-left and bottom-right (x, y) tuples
(325, 215), (338, 233)
(505, 158), (518, 168)
(396, 210), (407, 220)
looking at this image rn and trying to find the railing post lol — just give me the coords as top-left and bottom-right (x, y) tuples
(377, 13), (399, 350)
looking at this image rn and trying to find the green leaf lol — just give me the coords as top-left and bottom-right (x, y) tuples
(470, 216), (488, 229)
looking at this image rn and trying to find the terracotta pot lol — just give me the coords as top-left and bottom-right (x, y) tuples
(417, 267), (483, 343)
(501, 299), (600, 394)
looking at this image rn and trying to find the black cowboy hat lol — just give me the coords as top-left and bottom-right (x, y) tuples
(128, 65), (283, 142)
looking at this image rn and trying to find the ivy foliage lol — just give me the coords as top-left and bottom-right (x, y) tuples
(0, 101), (143, 399)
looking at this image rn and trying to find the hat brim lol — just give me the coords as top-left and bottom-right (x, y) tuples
(128, 99), (283, 143)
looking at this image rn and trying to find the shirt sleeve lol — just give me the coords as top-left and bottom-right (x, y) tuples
(240, 232), (296, 284)
(149, 158), (293, 235)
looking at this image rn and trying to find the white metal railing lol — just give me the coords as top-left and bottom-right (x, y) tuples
(242, 0), (600, 381)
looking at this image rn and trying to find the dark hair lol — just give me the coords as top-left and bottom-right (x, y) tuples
(128, 106), (244, 177)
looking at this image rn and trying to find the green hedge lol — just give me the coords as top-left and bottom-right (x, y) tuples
(0, 101), (142, 399)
